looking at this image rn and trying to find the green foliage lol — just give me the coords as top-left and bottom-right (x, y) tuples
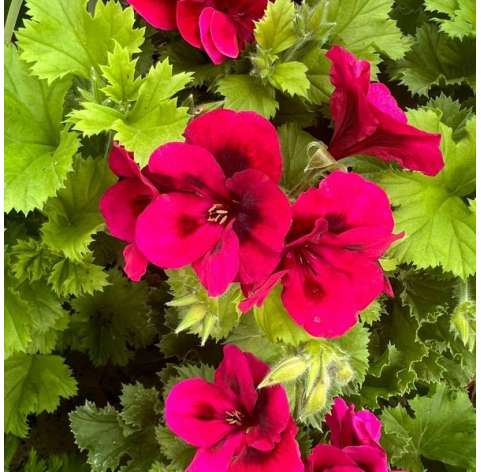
(156, 427), (196, 471)
(66, 270), (155, 366)
(70, 59), (192, 166)
(11, 238), (57, 283)
(5, 44), (79, 214)
(270, 62), (310, 97)
(22, 450), (90, 472)
(389, 23), (475, 95)
(17, 0), (144, 82)
(425, 0), (476, 39)
(5, 353), (77, 437)
(41, 156), (115, 260)
(381, 384), (475, 471)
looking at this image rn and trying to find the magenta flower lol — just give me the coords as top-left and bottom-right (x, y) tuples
(99, 144), (158, 282)
(135, 110), (291, 296)
(241, 171), (401, 338)
(128, 0), (267, 64)
(165, 345), (304, 472)
(326, 46), (444, 176)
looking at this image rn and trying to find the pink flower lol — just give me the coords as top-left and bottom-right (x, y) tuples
(165, 345), (304, 472)
(128, 0), (267, 64)
(135, 110), (291, 296)
(326, 46), (444, 176)
(241, 171), (401, 338)
(100, 144), (158, 282)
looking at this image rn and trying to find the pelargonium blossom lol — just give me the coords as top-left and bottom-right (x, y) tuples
(135, 109), (291, 296)
(99, 143), (158, 282)
(241, 171), (401, 338)
(326, 45), (444, 176)
(306, 398), (397, 472)
(165, 344), (304, 472)
(127, 0), (267, 64)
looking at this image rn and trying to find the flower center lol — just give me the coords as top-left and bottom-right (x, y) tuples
(225, 409), (244, 426)
(208, 203), (229, 225)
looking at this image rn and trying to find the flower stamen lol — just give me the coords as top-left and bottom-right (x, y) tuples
(225, 409), (244, 426)
(208, 203), (230, 225)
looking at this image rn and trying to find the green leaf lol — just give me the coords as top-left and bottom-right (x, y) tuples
(70, 60), (192, 167)
(155, 427), (196, 471)
(217, 74), (279, 119)
(254, 0), (297, 54)
(41, 156), (115, 260)
(101, 42), (142, 103)
(48, 256), (110, 297)
(11, 238), (58, 283)
(381, 384), (475, 470)
(388, 23), (475, 96)
(5, 44), (79, 214)
(370, 110), (475, 278)
(119, 383), (162, 432)
(269, 61), (310, 97)
(66, 270), (155, 366)
(159, 362), (215, 400)
(326, 0), (411, 60)
(5, 353), (77, 437)
(299, 47), (333, 104)
(17, 0), (144, 82)
(425, 0), (475, 39)
(278, 123), (315, 189)
(359, 299), (384, 326)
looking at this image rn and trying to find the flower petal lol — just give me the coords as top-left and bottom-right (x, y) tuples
(165, 378), (237, 448)
(135, 193), (223, 268)
(343, 445), (388, 472)
(108, 143), (139, 178)
(193, 224), (240, 297)
(353, 410), (382, 445)
(239, 271), (288, 313)
(100, 179), (155, 242)
(127, 0), (177, 30)
(227, 169), (291, 287)
(210, 10), (239, 58)
(123, 243), (148, 282)
(367, 83), (406, 124)
(177, 0), (204, 48)
(185, 109), (283, 182)
(199, 7), (226, 64)
(306, 444), (359, 471)
(148, 142), (228, 200)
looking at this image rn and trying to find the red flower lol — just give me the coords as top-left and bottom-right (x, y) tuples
(99, 144), (158, 282)
(165, 345), (304, 472)
(241, 171), (401, 338)
(134, 109), (291, 296)
(128, 0), (267, 64)
(326, 46), (444, 176)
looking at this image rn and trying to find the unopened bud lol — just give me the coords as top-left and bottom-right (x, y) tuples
(302, 378), (330, 417)
(305, 355), (322, 397)
(175, 304), (207, 334)
(451, 304), (475, 349)
(200, 313), (217, 346)
(336, 363), (354, 385)
(258, 356), (308, 389)
(167, 294), (198, 307)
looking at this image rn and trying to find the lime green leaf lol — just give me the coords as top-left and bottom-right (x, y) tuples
(381, 384), (475, 470)
(48, 256), (110, 297)
(359, 299), (384, 326)
(41, 156), (115, 260)
(17, 0), (144, 82)
(69, 103), (123, 136)
(5, 44), (79, 214)
(326, 0), (411, 60)
(11, 238), (58, 283)
(388, 23), (475, 96)
(299, 47), (333, 104)
(270, 61), (310, 97)
(278, 123), (315, 189)
(66, 270), (155, 366)
(5, 353), (77, 437)
(425, 0), (475, 39)
(372, 110), (475, 278)
(255, 0), (297, 54)
(217, 74), (279, 119)
(101, 42), (142, 103)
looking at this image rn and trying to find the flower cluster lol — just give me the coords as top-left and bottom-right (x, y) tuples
(128, 0), (267, 64)
(165, 346), (401, 471)
(100, 46), (443, 339)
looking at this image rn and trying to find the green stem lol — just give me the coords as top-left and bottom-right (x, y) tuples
(4, 0), (23, 44)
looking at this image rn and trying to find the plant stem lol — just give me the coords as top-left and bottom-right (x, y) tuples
(4, 0), (23, 44)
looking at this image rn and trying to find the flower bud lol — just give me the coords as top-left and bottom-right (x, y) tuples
(200, 314), (217, 346)
(175, 304), (207, 334)
(258, 356), (308, 389)
(302, 377), (330, 417)
(167, 294), (198, 307)
(304, 355), (322, 397)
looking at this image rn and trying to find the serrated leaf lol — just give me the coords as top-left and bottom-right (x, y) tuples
(155, 427), (196, 471)
(48, 256), (110, 297)
(269, 61), (310, 97)
(326, 0), (411, 60)
(159, 362), (215, 400)
(381, 384), (475, 470)
(67, 270), (155, 366)
(119, 383), (162, 431)
(388, 23), (475, 95)
(17, 0), (144, 82)
(299, 47), (333, 104)
(217, 74), (279, 119)
(41, 156), (115, 260)
(425, 0), (475, 39)
(11, 238), (58, 283)
(255, 0), (297, 54)
(359, 299), (384, 326)
(5, 353), (77, 437)
(5, 44), (79, 214)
